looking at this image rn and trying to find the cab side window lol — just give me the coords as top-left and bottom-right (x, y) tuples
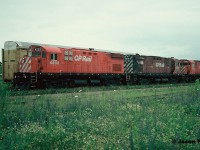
(51, 53), (57, 60)
(42, 51), (46, 58)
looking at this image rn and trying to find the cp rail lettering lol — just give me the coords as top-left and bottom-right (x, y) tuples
(74, 55), (92, 62)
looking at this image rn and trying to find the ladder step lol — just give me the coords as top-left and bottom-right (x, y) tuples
(30, 74), (37, 83)
(126, 74), (131, 81)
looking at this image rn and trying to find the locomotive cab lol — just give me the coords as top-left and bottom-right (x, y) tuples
(27, 45), (46, 73)
(181, 60), (195, 74)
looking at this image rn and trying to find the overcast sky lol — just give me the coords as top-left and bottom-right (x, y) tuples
(1, 0), (200, 62)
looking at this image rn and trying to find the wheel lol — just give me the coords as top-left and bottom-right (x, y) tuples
(138, 79), (150, 85)
(69, 79), (75, 88)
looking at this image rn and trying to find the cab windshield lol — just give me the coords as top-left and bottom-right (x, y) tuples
(28, 51), (40, 57)
(32, 51), (41, 57)
(28, 51), (46, 57)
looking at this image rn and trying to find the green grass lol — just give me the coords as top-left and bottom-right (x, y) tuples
(0, 63), (2, 73)
(0, 78), (200, 149)
(9, 82), (193, 97)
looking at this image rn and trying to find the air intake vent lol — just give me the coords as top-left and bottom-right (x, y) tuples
(113, 64), (122, 72)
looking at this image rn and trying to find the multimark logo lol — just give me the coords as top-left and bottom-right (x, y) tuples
(74, 55), (92, 62)
(156, 63), (165, 67)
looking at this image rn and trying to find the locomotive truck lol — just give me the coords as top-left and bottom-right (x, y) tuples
(2, 41), (200, 89)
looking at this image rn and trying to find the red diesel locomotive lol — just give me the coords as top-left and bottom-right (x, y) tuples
(14, 45), (124, 88)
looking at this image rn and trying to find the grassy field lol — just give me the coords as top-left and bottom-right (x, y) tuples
(0, 63), (1, 71)
(0, 67), (200, 149)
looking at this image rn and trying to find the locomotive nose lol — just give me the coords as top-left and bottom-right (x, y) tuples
(19, 56), (31, 73)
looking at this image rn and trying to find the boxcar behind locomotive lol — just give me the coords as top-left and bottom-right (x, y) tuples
(2, 41), (31, 81)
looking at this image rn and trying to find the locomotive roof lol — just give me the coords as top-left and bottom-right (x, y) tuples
(4, 41), (125, 54)
(4, 41), (73, 50)
(42, 46), (61, 53)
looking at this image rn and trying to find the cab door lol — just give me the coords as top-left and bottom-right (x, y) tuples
(41, 50), (47, 72)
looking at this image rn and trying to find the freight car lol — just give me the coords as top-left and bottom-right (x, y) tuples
(2, 41), (30, 82)
(12, 44), (124, 88)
